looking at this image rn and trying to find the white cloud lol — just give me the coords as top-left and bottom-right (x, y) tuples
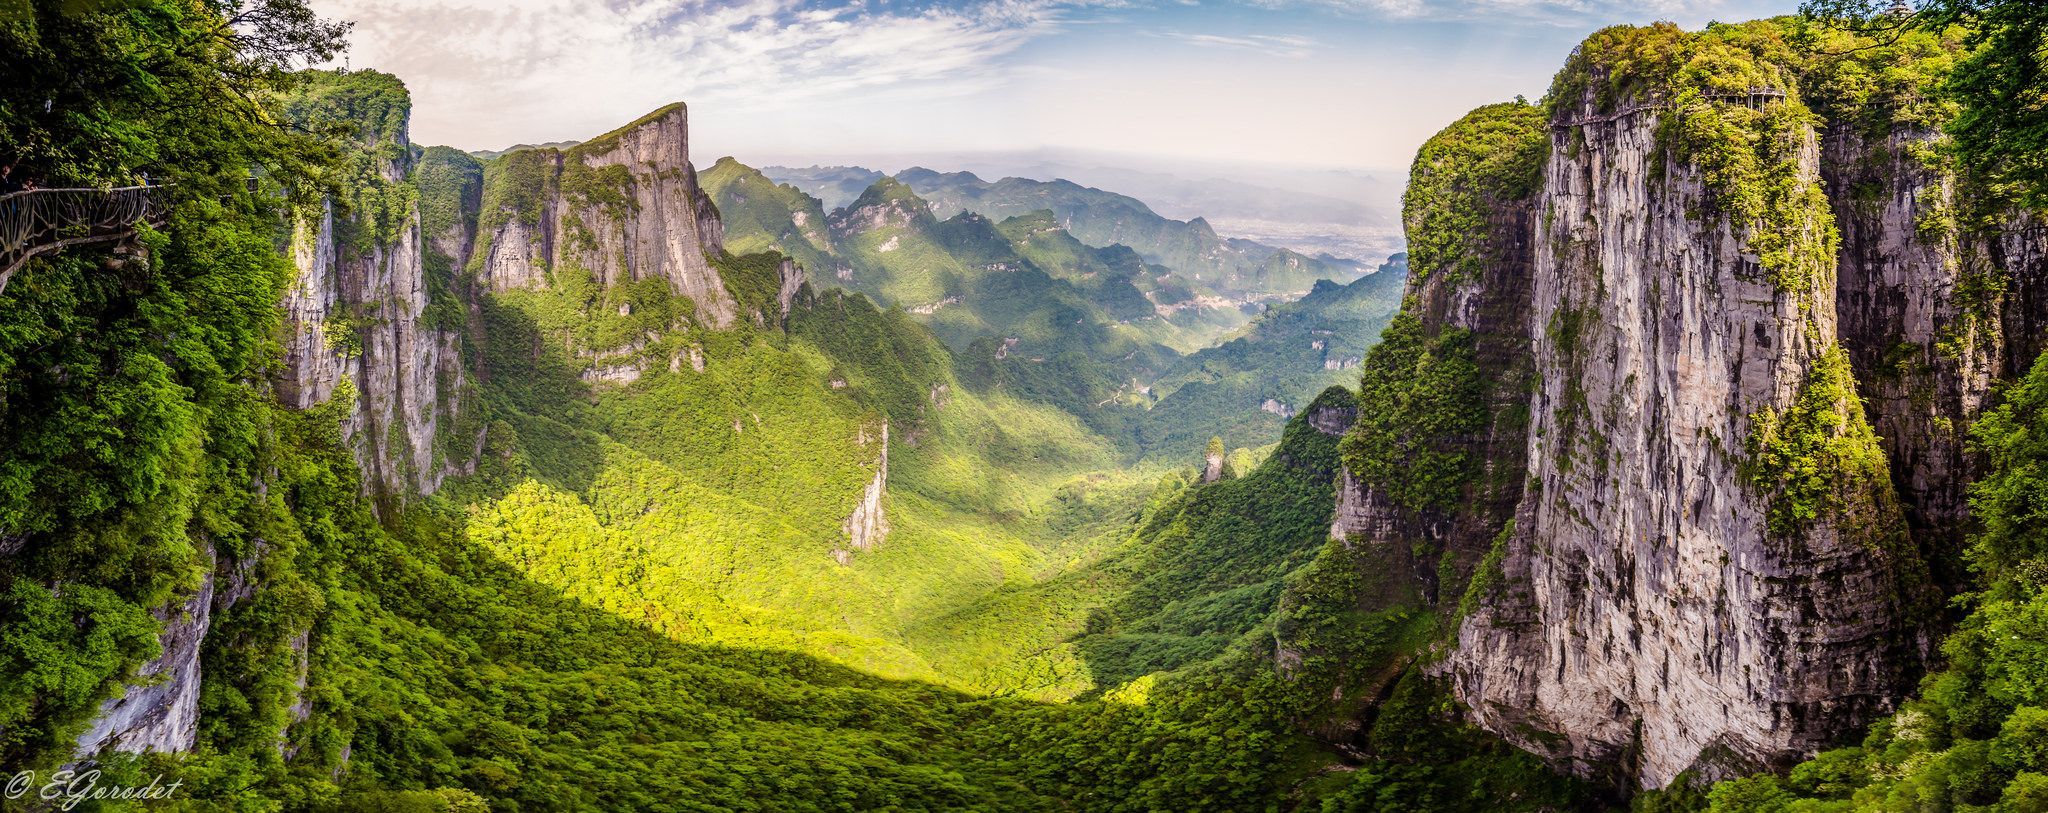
(1246, 0), (1718, 23)
(1151, 31), (1318, 57)
(309, 0), (1792, 166)
(312, 0), (1087, 149)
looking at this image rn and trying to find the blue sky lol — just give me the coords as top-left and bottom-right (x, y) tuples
(314, 0), (1802, 172)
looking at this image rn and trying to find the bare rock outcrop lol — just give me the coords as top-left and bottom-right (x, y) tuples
(1823, 122), (2048, 583)
(471, 104), (735, 327)
(73, 549), (219, 757)
(840, 422), (890, 558)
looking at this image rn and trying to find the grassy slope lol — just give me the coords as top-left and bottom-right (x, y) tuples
(462, 180), (1154, 687)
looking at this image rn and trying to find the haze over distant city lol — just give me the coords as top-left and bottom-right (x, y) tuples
(312, 0), (1801, 176)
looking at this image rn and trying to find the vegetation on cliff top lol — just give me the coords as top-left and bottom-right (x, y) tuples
(1402, 102), (1547, 286)
(415, 146), (484, 241)
(1802, 0), (2048, 212)
(283, 70), (421, 255)
(1553, 21), (1840, 295)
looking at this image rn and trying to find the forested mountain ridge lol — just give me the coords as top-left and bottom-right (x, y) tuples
(704, 156), (1392, 458)
(709, 157), (1264, 355)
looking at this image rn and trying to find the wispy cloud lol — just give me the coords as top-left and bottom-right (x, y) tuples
(1245, 0), (1714, 24)
(313, 0), (1091, 148)
(1150, 31), (1318, 58)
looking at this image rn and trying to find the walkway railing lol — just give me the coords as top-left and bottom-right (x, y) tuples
(0, 184), (172, 294)
(1551, 88), (1791, 129)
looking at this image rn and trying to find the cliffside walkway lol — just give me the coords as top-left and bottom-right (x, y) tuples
(0, 184), (172, 294)
(1551, 88), (1790, 129)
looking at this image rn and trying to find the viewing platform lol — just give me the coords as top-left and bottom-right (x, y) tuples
(0, 184), (172, 293)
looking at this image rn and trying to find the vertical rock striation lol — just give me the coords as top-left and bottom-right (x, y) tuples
(1824, 116), (2048, 582)
(1825, 122), (1986, 570)
(840, 422), (890, 559)
(276, 72), (479, 502)
(470, 104), (735, 327)
(1310, 24), (2048, 789)
(75, 88), (828, 771)
(1448, 30), (1932, 786)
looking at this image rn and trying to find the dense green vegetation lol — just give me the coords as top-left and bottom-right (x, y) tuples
(32, 1), (2048, 810)
(0, 21), (1566, 803)
(1339, 310), (1488, 513)
(1742, 345), (1897, 538)
(0, 0), (343, 772)
(1401, 104), (1546, 285)
(700, 157), (841, 277)
(1804, 0), (2048, 211)
(283, 71), (418, 253)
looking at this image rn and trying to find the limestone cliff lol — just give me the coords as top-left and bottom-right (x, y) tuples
(73, 550), (218, 757)
(1328, 22), (2048, 789)
(276, 73), (480, 502)
(1448, 48), (1927, 782)
(469, 104), (734, 327)
(837, 422), (890, 563)
(1330, 102), (1542, 612)
(1823, 117), (2048, 581)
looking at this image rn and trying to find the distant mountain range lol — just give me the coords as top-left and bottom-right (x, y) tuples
(765, 165), (1368, 300)
(1137, 253), (1408, 456)
(706, 156), (1406, 457)
(468, 139), (582, 161)
(758, 164), (884, 211)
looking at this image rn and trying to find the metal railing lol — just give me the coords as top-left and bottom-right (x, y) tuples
(0, 184), (172, 293)
(1551, 88), (1791, 129)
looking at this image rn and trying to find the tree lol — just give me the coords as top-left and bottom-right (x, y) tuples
(0, 0), (350, 770)
(1802, 0), (2048, 209)
(0, 0), (349, 199)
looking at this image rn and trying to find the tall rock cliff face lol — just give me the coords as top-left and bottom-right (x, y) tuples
(469, 104), (734, 327)
(1319, 22), (2048, 789)
(1331, 103), (1544, 612)
(1823, 112), (2048, 582)
(72, 550), (219, 757)
(82, 71), (484, 764)
(276, 73), (480, 502)
(1824, 122), (1989, 572)
(1449, 47), (1926, 781)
